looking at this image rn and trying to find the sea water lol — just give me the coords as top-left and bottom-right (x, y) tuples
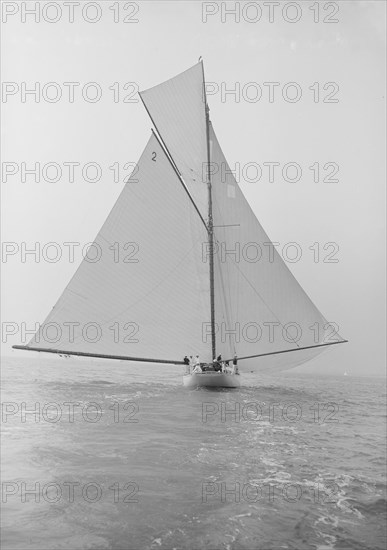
(1, 356), (386, 550)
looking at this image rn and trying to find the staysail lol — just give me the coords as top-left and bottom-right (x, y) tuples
(23, 134), (212, 362)
(209, 123), (346, 362)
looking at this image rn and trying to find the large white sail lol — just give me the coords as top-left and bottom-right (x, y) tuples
(16, 61), (346, 371)
(209, 123), (345, 361)
(26, 134), (212, 362)
(139, 62), (208, 220)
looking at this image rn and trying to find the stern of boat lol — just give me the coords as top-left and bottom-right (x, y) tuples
(183, 372), (240, 389)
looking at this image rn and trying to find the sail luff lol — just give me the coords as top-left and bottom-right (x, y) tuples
(150, 129), (208, 229)
(201, 61), (217, 360)
(138, 62), (209, 220)
(138, 93), (183, 177)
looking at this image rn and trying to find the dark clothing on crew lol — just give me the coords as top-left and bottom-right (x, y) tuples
(183, 356), (189, 365)
(233, 355), (239, 375)
(214, 361), (222, 372)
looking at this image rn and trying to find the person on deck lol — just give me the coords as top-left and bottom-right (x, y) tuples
(215, 354), (223, 372)
(183, 355), (190, 374)
(192, 363), (202, 373)
(213, 358), (222, 372)
(233, 354), (239, 375)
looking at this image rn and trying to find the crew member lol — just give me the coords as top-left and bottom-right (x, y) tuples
(233, 354), (239, 375)
(183, 355), (190, 374)
(192, 362), (202, 373)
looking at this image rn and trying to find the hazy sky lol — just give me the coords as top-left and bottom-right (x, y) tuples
(1, 0), (386, 376)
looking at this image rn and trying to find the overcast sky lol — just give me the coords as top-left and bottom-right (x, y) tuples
(1, 0), (385, 376)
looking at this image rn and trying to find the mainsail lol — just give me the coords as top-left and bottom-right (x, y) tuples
(14, 60), (346, 368)
(22, 134), (211, 362)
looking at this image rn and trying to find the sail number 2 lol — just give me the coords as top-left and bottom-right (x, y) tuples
(152, 152), (157, 161)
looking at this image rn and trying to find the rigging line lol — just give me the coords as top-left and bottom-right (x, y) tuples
(213, 234), (301, 349)
(151, 129), (208, 229)
(138, 92), (208, 231)
(224, 340), (348, 363)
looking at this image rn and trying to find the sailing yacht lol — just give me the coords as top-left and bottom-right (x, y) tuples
(13, 61), (347, 388)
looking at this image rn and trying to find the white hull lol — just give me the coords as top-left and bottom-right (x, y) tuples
(183, 372), (240, 389)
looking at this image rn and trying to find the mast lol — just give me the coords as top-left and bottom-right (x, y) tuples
(201, 61), (216, 360)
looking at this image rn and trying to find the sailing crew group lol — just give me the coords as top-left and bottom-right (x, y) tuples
(183, 353), (239, 375)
